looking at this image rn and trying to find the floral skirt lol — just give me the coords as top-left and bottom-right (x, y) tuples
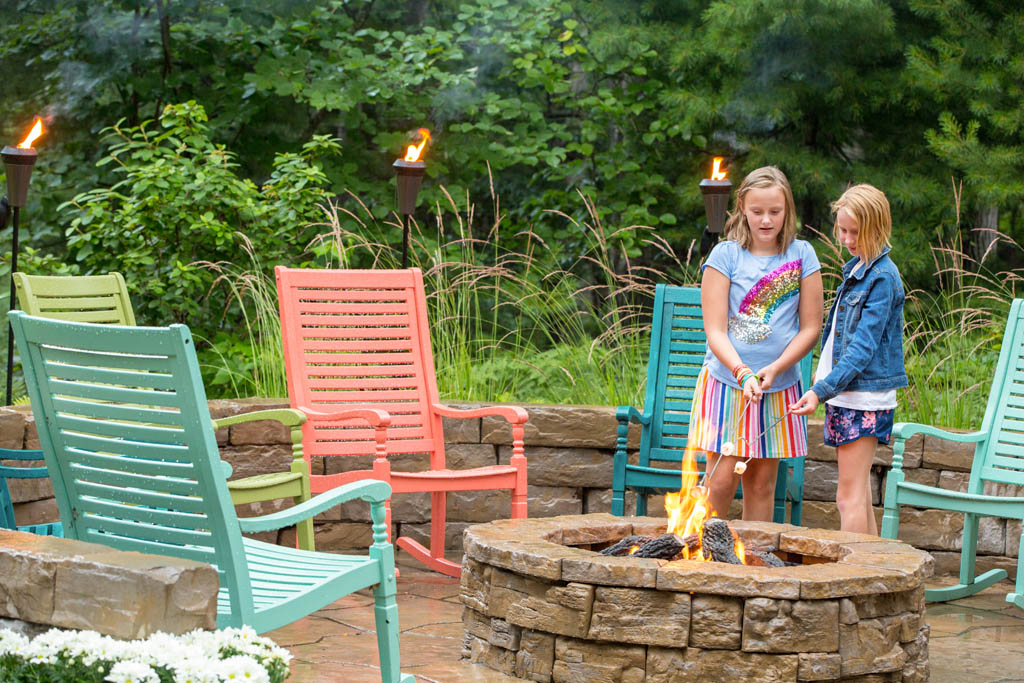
(688, 366), (808, 459)
(824, 404), (894, 446)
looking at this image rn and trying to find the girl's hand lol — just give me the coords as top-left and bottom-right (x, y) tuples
(756, 363), (780, 392)
(742, 374), (763, 403)
(790, 390), (819, 415)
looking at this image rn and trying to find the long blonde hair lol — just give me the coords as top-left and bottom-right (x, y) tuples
(723, 166), (798, 253)
(831, 184), (891, 263)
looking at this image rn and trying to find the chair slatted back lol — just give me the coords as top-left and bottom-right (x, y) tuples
(14, 273), (136, 326)
(976, 299), (1024, 490)
(10, 312), (252, 622)
(276, 267), (444, 459)
(640, 285), (705, 465)
(640, 284), (811, 466)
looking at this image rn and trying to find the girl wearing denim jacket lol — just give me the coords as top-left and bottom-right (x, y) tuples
(791, 184), (907, 534)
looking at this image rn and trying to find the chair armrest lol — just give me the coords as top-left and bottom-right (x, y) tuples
(616, 405), (650, 426)
(212, 408), (306, 430)
(432, 403), (528, 425)
(299, 406), (391, 427)
(892, 422), (987, 444)
(237, 480), (392, 533)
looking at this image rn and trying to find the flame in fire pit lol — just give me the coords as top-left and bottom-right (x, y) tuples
(710, 156), (726, 181)
(403, 128), (431, 162)
(18, 118), (43, 149)
(663, 422), (745, 563)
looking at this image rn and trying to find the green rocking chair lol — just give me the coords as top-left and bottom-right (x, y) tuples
(12, 272), (316, 550)
(10, 311), (414, 681)
(882, 298), (1024, 611)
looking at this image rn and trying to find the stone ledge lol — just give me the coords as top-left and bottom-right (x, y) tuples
(0, 529), (218, 639)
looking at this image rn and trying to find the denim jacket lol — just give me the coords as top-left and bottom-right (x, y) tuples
(810, 246), (907, 402)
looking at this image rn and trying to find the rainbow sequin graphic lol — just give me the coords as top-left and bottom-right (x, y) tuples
(729, 259), (803, 343)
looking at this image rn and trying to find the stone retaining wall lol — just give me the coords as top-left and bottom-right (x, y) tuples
(1, 400), (1016, 579)
(0, 529), (217, 639)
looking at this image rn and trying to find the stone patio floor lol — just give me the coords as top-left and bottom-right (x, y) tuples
(270, 551), (1024, 683)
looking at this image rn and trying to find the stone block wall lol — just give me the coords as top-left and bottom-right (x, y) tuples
(0, 529), (217, 639)
(1, 400), (1017, 579)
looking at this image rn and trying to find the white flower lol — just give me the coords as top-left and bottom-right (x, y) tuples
(212, 654), (271, 682)
(105, 660), (160, 683)
(733, 461), (747, 475)
(720, 441), (735, 456)
(0, 629), (29, 654)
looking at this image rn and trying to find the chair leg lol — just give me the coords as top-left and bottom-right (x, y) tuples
(430, 491), (446, 561)
(372, 585), (414, 683)
(295, 515), (315, 552)
(772, 463), (788, 524)
(1008, 524), (1024, 610)
(612, 424), (628, 517)
(635, 491), (648, 517)
(370, 503), (414, 683)
(926, 512), (1007, 603)
(396, 491), (461, 577)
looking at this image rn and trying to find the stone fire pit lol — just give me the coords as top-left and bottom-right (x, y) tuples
(460, 514), (932, 682)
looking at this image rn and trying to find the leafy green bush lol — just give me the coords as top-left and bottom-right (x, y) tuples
(59, 101), (338, 337)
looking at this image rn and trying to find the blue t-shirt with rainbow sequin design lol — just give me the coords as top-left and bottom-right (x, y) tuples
(701, 239), (820, 392)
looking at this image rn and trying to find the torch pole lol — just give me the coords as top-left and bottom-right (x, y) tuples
(401, 213), (411, 269)
(6, 206), (19, 406)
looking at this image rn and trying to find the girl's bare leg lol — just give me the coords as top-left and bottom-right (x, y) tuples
(741, 458), (779, 522)
(705, 453), (741, 518)
(836, 436), (878, 535)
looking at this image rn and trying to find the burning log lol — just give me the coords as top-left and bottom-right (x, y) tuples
(633, 533), (700, 560)
(747, 549), (787, 568)
(700, 518), (744, 564)
(599, 535), (654, 557)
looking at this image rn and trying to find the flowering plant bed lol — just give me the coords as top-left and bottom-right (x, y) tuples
(0, 626), (291, 683)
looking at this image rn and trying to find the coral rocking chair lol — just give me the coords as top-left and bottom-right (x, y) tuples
(275, 267), (529, 577)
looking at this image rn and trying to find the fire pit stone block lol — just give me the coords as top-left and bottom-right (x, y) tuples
(588, 586), (690, 646)
(461, 514), (931, 682)
(741, 597), (840, 653)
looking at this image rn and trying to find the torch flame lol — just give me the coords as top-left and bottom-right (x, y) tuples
(663, 418), (746, 563)
(403, 128), (431, 162)
(18, 119), (43, 149)
(710, 156), (726, 181)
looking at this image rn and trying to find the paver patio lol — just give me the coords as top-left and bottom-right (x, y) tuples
(269, 551), (1024, 683)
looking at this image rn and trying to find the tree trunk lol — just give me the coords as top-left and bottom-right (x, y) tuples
(971, 205), (999, 264)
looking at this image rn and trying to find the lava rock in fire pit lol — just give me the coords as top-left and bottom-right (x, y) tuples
(599, 535), (654, 556)
(701, 518), (743, 564)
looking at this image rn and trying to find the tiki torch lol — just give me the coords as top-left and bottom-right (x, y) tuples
(393, 128), (430, 269)
(699, 157), (730, 257)
(2, 118), (42, 406)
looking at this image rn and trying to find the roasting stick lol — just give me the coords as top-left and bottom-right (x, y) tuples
(701, 400), (792, 485)
(698, 398), (754, 489)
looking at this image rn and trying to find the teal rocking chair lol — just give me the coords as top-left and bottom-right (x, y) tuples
(612, 284), (809, 524)
(0, 448), (63, 536)
(10, 311), (414, 680)
(882, 298), (1024, 611)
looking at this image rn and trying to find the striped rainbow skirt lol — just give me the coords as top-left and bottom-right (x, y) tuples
(689, 366), (808, 459)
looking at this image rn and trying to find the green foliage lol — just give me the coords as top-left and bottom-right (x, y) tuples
(59, 101), (338, 330)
